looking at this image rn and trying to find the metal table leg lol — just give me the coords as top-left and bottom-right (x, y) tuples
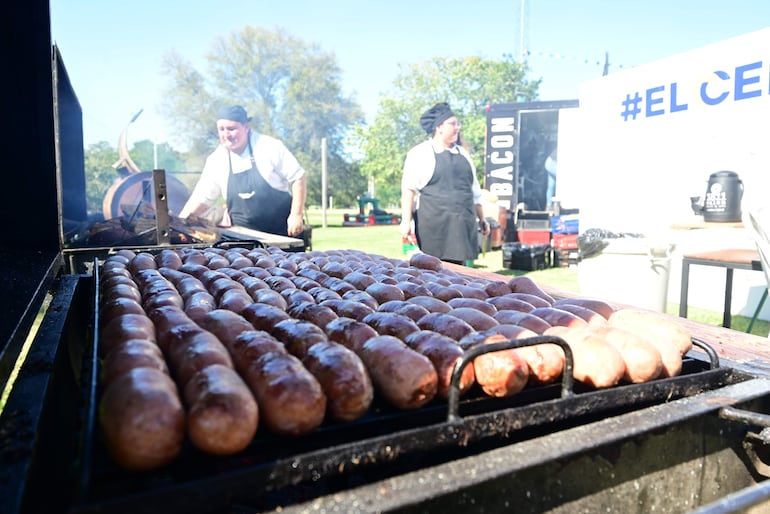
(724, 268), (734, 328)
(679, 258), (691, 319)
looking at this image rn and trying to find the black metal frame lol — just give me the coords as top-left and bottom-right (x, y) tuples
(1, 263), (752, 514)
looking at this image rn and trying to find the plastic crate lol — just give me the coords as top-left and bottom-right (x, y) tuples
(551, 215), (579, 234)
(553, 233), (579, 250)
(554, 248), (581, 268)
(503, 242), (551, 271)
(517, 219), (551, 231)
(517, 230), (551, 245)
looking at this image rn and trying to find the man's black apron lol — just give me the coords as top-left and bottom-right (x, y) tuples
(414, 148), (478, 263)
(226, 136), (292, 236)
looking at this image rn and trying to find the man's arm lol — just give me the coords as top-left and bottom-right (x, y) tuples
(475, 203), (490, 235)
(287, 175), (307, 236)
(400, 188), (416, 239)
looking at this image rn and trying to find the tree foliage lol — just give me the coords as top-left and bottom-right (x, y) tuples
(83, 141), (120, 216)
(158, 26), (365, 208)
(353, 55), (540, 206)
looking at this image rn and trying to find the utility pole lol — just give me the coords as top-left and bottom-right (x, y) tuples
(519, 0), (527, 62)
(321, 137), (327, 229)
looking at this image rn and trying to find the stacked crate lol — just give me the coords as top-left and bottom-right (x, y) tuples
(516, 218), (551, 246)
(502, 242), (552, 271)
(551, 215), (580, 268)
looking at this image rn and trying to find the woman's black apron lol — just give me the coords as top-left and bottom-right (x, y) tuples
(226, 135), (292, 236)
(414, 148), (478, 263)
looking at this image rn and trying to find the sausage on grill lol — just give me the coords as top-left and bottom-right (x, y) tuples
(302, 340), (374, 422)
(404, 330), (475, 399)
(183, 363), (259, 455)
(99, 366), (185, 471)
(457, 329), (530, 397)
(199, 310), (326, 435)
(359, 335), (437, 409)
(544, 326), (625, 388)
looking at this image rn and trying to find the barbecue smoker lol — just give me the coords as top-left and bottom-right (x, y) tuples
(6, 3), (770, 514)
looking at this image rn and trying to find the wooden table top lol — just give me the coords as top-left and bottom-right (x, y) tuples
(683, 248), (760, 266)
(670, 220), (746, 230)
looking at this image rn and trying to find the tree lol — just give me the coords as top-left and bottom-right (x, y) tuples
(83, 141), (120, 216)
(158, 26), (365, 208)
(353, 55), (540, 206)
(130, 139), (189, 175)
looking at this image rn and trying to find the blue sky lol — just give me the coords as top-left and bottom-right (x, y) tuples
(50, 0), (770, 149)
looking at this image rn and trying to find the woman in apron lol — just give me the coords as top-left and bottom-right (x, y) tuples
(400, 102), (490, 265)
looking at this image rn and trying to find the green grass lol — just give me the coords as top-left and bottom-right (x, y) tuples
(306, 208), (769, 337)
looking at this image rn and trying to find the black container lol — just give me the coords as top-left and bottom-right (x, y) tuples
(502, 242), (551, 270)
(703, 170), (743, 222)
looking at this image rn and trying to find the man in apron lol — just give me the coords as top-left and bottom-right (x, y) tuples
(179, 105), (307, 237)
(400, 102), (490, 265)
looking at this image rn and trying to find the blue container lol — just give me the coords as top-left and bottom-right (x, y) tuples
(551, 215), (579, 235)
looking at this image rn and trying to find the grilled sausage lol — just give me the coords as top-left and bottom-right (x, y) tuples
(483, 280), (513, 297)
(100, 338), (169, 387)
(486, 295), (535, 313)
(218, 287), (254, 314)
(377, 300), (431, 322)
(149, 306), (234, 387)
(343, 271), (378, 290)
(359, 335), (438, 409)
(100, 296), (146, 327)
(271, 319), (329, 359)
(422, 283), (463, 302)
(445, 307), (499, 331)
(365, 282), (406, 304)
(552, 303), (609, 326)
(182, 363), (258, 455)
(249, 343), (327, 435)
(197, 308), (256, 347)
(363, 311), (421, 341)
(505, 292), (552, 309)
(288, 302), (339, 329)
(240, 302), (292, 332)
(447, 297), (498, 317)
(319, 299), (376, 322)
(395, 281), (434, 299)
(184, 290), (218, 323)
(585, 325), (664, 383)
(457, 329), (530, 397)
(302, 341), (374, 422)
(416, 312), (475, 341)
(486, 324), (566, 386)
(404, 330), (475, 399)
(99, 366), (185, 471)
(198, 310), (327, 435)
(101, 282), (143, 305)
(342, 290), (380, 310)
(155, 249), (183, 270)
(409, 252), (443, 272)
(100, 312), (157, 356)
(127, 252), (158, 275)
(544, 326), (625, 388)
(324, 317), (379, 353)
(493, 310), (552, 334)
(608, 308), (693, 356)
(530, 307), (590, 329)
(450, 284), (489, 300)
(553, 298), (616, 320)
(507, 276), (555, 305)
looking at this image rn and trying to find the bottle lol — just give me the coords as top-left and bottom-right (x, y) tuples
(402, 234), (418, 256)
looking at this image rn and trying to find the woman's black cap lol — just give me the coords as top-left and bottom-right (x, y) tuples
(419, 102), (455, 134)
